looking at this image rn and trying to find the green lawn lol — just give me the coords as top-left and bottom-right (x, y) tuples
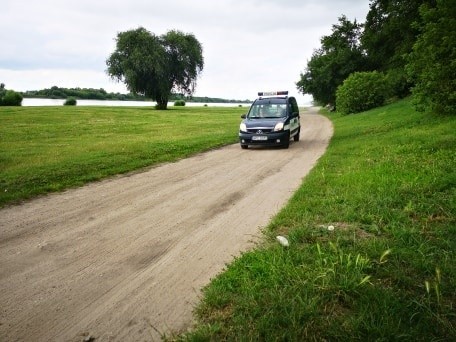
(1, 100), (455, 340)
(0, 105), (244, 207)
(176, 98), (456, 341)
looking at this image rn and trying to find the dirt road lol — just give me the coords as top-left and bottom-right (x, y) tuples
(0, 109), (332, 341)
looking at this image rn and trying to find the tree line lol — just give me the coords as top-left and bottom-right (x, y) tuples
(22, 86), (144, 101)
(296, 0), (455, 115)
(1, 85), (249, 104)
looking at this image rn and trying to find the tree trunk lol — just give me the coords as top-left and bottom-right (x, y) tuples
(155, 96), (168, 110)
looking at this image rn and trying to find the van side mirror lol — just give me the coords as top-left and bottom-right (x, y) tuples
(241, 114), (247, 119)
(292, 112), (299, 118)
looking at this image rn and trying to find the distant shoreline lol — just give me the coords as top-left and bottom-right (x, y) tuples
(21, 98), (253, 107)
(22, 98), (313, 107)
(22, 95), (252, 104)
(21, 86), (251, 104)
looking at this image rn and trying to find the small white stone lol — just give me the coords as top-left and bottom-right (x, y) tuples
(328, 225), (335, 231)
(276, 235), (289, 247)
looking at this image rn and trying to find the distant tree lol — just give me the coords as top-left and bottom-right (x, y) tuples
(106, 27), (204, 110)
(296, 16), (366, 106)
(406, 0), (456, 115)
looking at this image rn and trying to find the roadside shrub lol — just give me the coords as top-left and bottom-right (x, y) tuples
(64, 97), (77, 106)
(336, 71), (387, 115)
(1, 90), (23, 106)
(174, 99), (186, 106)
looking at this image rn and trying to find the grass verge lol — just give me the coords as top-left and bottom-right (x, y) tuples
(175, 98), (455, 340)
(0, 105), (244, 207)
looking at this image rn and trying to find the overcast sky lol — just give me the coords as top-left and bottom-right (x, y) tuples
(0, 0), (370, 104)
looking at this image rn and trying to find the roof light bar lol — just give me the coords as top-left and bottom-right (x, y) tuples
(258, 91), (288, 96)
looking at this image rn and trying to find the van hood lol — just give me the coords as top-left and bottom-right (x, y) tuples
(244, 118), (284, 129)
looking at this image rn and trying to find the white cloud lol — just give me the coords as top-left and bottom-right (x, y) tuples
(0, 0), (370, 103)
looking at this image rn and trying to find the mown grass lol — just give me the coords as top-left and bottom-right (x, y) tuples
(176, 98), (455, 341)
(0, 105), (244, 207)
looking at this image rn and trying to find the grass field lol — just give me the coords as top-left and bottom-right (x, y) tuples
(0, 105), (244, 207)
(1, 100), (455, 340)
(176, 98), (456, 340)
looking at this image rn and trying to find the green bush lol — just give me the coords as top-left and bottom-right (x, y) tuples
(173, 99), (186, 106)
(1, 90), (23, 106)
(336, 71), (387, 115)
(64, 97), (77, 106)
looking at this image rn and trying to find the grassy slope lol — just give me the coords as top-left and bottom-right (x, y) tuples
(0, 105), (243, 207)
(178, 98), (455, 340)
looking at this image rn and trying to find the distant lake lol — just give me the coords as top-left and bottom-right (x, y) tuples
(22, 98), (313, 107)
(22, 98), (252, 107)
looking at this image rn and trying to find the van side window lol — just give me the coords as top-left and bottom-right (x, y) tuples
(289, 98), (299, 114)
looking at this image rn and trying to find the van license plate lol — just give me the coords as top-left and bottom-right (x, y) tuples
(252, 136), (267, 141)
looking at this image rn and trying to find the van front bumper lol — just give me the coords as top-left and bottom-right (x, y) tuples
(239, 130), (290, 147)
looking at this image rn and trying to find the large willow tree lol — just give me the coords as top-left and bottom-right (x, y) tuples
(106, 27), (204, 109)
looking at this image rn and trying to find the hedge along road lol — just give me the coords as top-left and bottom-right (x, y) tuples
(0, 108), (333, 341)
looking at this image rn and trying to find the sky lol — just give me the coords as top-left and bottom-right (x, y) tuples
(0, 0), (370, 104)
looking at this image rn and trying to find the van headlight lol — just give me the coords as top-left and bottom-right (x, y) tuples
(240, 122), (247, 132)
(274, 122), (284, 131)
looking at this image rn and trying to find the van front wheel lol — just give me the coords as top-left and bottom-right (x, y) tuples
(293, 129), (300, 142)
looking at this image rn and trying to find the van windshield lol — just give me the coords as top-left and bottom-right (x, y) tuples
(248, 103), (287, 119)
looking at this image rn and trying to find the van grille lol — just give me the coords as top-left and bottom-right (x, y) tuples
(247, 128), (273, 134)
